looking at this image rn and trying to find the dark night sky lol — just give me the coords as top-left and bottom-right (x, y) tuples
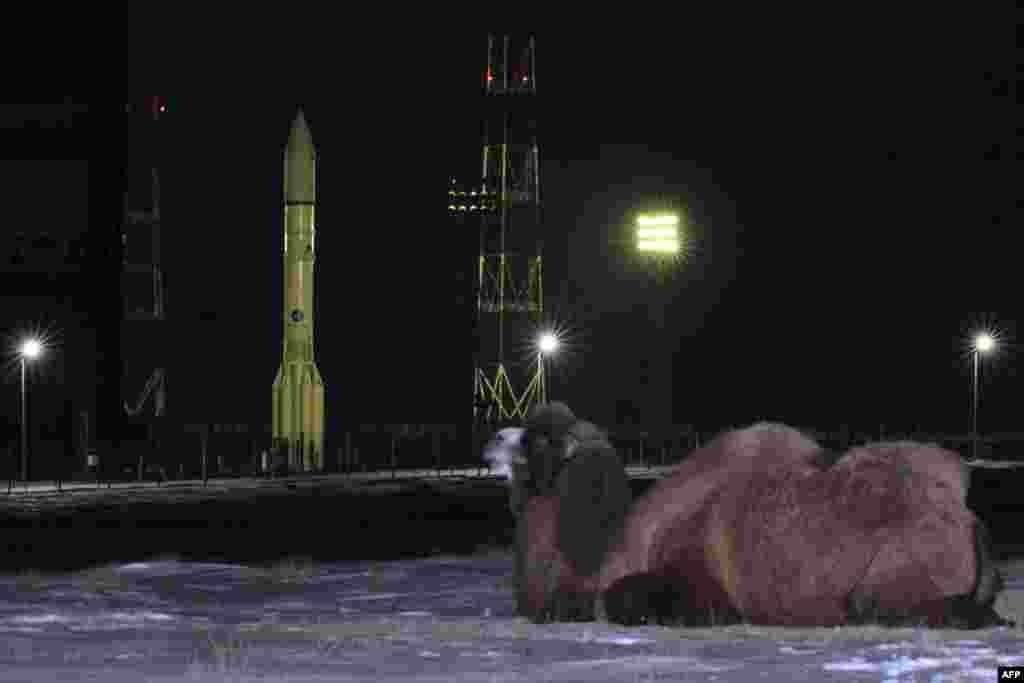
(0, 25), (1018, 443)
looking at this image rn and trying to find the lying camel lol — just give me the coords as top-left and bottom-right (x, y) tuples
(485, 406), (1011, 628)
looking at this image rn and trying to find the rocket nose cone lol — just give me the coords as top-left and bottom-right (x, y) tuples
(288, 109), (313, 149)
(285, 109), (315, 203)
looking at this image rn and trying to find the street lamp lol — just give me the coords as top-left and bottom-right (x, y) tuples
(971, 332), (996, 460)
(18, 339), (43, 484)
(537, 331), (560, 404)
(538, 331), (559, 356)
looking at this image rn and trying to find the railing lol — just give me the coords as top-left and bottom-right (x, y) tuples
(6, 421), (1023, 492)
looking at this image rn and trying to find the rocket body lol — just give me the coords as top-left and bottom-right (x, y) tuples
(272, 110), (325, 471)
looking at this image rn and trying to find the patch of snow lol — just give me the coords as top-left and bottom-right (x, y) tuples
(117, 563), (153, 571)
(338, 592), (404, 601)
(558, 655), (741, 674)
(824, 657), (879, 672)
(879, 655), (953, 676)
(183, 583), (233, 592)
(262, 600), (314, 610)
(0, 552), (1021, 681)
(11, 612), (73, 625)
(594, 636), (654, 646)
(0, 625), (44, 633)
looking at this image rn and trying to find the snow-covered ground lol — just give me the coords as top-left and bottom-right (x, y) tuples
(1, 552), (1022, 682)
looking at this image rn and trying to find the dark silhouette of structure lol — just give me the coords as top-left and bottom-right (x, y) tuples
(121, 97), (168, 460)
(0, 100), (166, 481)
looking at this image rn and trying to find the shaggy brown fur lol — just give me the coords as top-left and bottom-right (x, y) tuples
(499, 404), (631, 622)
(517, 494), (603, 621)
(495, 414), (1010, 628)
(597, 424), (1009, 627)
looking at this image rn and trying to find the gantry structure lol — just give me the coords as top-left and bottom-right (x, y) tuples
(451, 35), (547, 427)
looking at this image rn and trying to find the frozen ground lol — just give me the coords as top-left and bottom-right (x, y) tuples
(1, 552), (1022, 682)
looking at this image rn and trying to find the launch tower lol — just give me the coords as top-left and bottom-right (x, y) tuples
(452, 35), (545, 426)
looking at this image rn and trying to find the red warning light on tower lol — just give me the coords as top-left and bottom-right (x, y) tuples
(148, 96), (166, 117)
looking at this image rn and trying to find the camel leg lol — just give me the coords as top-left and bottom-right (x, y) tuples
(845, 520), (1013, 629)
(602, 572), (741, 627)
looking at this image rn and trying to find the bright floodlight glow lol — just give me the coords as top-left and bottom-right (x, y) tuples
(636, 227), (677, 238)
(19, 339), (42, 359)
(636, 214), (679, 227)
(635, 213), (681, 255)
(974, 333), (995, 353)
(637, 239), (680, 254)
(538, 332), (559, 355)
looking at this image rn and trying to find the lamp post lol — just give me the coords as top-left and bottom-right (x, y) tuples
(537, 331), (559, 404)
(971, 332), (995, 460)
(18, 339), (43, 484)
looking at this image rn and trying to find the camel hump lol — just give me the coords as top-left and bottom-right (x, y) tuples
(710, 422), (823, 466)
(856, 442), (970, 502)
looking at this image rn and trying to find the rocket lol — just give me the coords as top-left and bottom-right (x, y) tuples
(272, 110), (326, 472)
